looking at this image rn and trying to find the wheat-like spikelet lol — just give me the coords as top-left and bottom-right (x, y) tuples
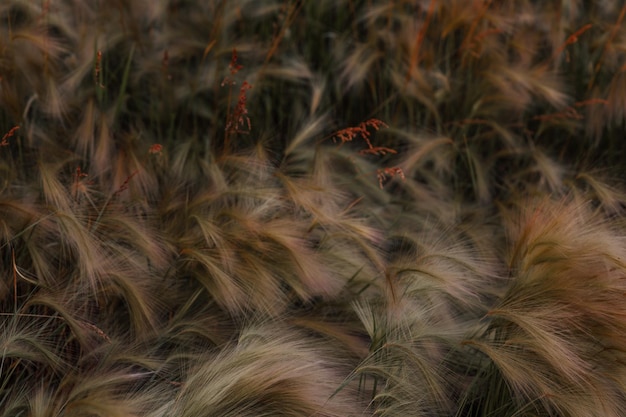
(464, 197), (626, 416)
(169, 324), (365, 417)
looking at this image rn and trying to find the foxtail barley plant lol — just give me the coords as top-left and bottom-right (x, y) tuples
(1, 1), (626, 416)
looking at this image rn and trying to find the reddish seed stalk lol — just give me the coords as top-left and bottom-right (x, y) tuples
(359, 147), (397, 156)
(332, 119), (388, 147)
(533, 100), (607, 122)
(553, 24), (593, 61)
(533, 108), (583, 122)
(263, 0), (304, 66)
(223, 49), (252, 153)
(406, 0), (437, 81)
(162, 49), (171, 80)
(574, 99), (608, 107)
(72, 167), (89, 200)
(1, 126), (19, 146)
(225, 81), (252, 135)
(377, 167), (405, 189)
(113, 170), (139, 197)
(588, 5), (626, 90)
(459, 0), (494, 66)
(224, 83), (234, 153)
(94, 50), (105, 88)
(332, 119), (404, 188)
(202, 40), (216, 63)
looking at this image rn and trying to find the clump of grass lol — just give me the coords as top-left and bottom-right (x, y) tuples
(463, 197), (626, 416)
(169, 325), (365, 416)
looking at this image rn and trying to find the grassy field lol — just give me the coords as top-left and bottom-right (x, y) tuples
(1, 1), (626, 416)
